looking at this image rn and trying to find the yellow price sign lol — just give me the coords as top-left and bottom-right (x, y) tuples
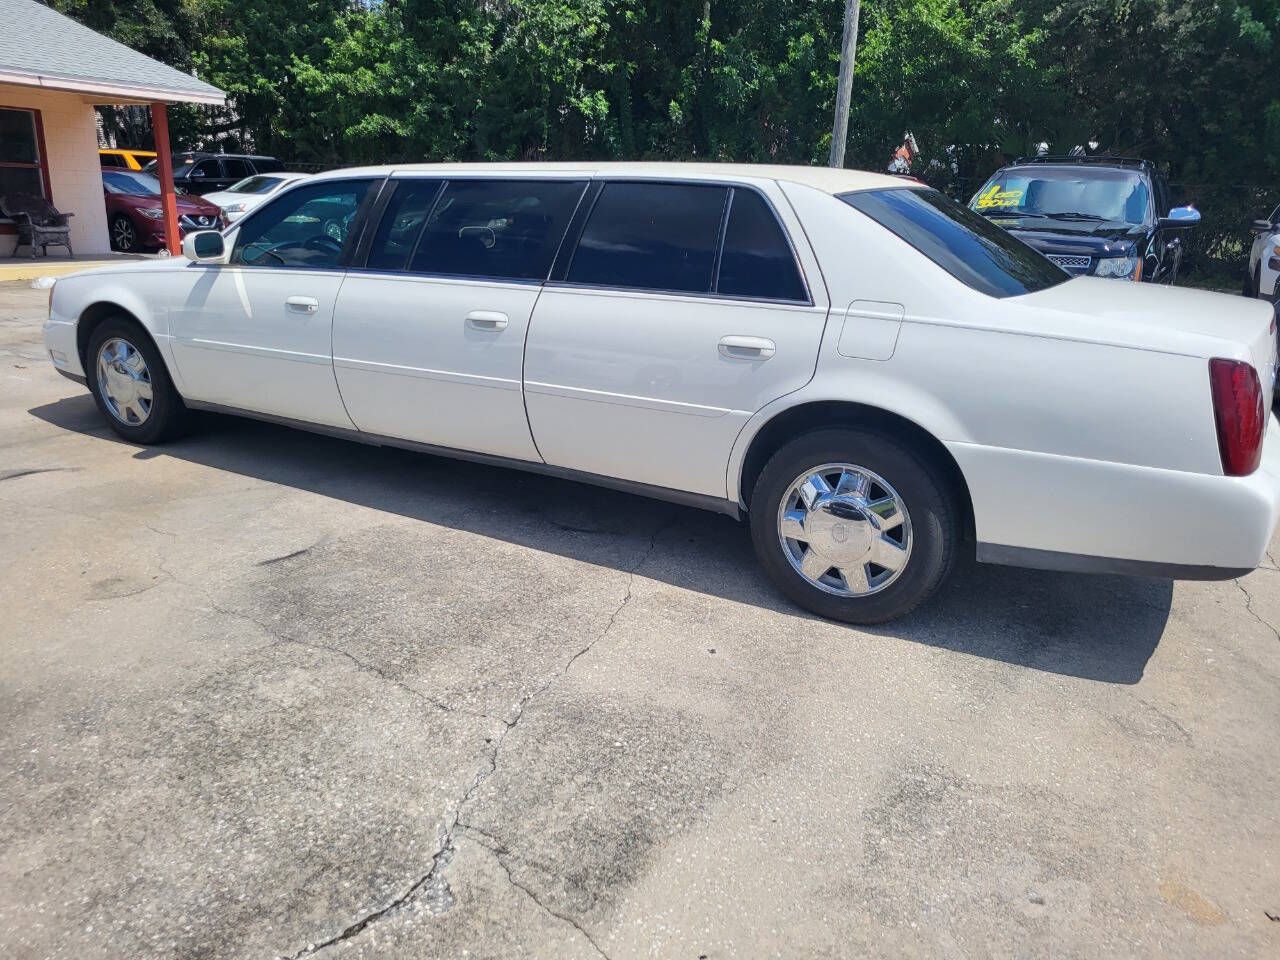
(975, 184), (1025, 209)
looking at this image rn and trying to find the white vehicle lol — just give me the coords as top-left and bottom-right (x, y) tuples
(42, 163), (1280, 623)
(1247, 205), (1280, 303)
(202, 172), (310, 222)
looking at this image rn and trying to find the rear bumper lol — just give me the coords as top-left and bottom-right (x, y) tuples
(951, 414), (1280, 578)
(976, 543), (1251, 580)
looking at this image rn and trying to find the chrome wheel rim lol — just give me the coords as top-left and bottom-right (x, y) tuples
(96, 337), (153, 425)
(777, 462), (912, 597)
(113, 217), (135, 250)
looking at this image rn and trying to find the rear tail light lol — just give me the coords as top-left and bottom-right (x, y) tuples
(1208, 358), (1265, 476)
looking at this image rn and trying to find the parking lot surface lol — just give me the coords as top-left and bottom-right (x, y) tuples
(1, 280), (1278, 959)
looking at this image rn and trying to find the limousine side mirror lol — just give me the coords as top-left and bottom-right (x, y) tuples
(182, 230), (226, 263)
(1159, 205), (1201, 229)
(1252, 218), (1276, 234)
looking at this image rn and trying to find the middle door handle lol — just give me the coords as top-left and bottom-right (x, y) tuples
(466, 310), (509, 332)
(718, 335), (776, 360)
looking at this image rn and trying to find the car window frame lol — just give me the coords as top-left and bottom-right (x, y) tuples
(548, 177), (813, 306)
(351, 175), (591, 286)
(224, 175), (383, 272)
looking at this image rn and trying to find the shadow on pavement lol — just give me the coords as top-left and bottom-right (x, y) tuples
(30, 395), (1171, 684)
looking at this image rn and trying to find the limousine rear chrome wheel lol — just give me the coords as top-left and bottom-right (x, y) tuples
(777, 463), (912, 597)
(87, 316), (190, 445)
(750, 427), (959, 624)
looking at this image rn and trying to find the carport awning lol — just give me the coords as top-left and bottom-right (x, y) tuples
(0, 0), (225, 105)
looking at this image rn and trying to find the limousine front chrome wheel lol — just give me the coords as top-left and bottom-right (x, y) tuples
(750, 427), (959, 624)
(777, 464), (912, 597)
(97, 337), (153, 426)
(87, 316), (189, 445)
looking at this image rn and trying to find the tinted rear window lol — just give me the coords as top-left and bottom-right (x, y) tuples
(568, 182), (728, 293)
(406, 179), (585, 281)
(841, 188), (1068, 298)
(716, 189), (807, 301)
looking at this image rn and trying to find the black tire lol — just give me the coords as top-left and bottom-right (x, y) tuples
(749, 427), (959, 624)
(86, 317), (189, 444)
(110, 213), (138, 253)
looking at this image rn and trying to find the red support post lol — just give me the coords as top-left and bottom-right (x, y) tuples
(150, 102), (181, 257)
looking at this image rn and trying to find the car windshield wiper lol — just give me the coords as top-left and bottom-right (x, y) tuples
(976, 209), (1051, 219)
(1044, 212), (1109, 222)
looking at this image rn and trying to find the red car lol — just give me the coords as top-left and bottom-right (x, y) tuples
(102, 170), (223, 252)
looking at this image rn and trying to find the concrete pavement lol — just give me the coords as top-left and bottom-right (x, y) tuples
(0, 280), (1277, 959)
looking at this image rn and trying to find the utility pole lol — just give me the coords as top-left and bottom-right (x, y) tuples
(828, 0), (861, 168)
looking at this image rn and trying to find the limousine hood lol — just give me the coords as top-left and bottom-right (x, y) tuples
(57, 254), (200, 283)
(1013, 276), (1277, 375)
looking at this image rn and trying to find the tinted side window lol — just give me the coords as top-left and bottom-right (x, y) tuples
(232, 178), (376, 268)
(716, 189), (807, 301)
(100, 154), (123, 168)
(841, 188), (1068, 298)
(1151, 175), (1167, 219)
(192, 158), (221, 180)
(408, 179), (585, 281)
(568, 182), (727, 293)
(366, 179), (442, 272)
(253, 157), (284, 173)
(224, 157), (253, 179)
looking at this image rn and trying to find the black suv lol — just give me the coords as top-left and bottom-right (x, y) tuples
(968, 156), (1200, 283)
(142, 152), (284, 195)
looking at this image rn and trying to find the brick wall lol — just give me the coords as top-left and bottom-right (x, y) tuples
(0, 84), (110, 256)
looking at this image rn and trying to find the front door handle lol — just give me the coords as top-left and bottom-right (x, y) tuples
(286, 296), (318, 314)
(718, 335), (776, 360)
(466, 310), (509, 331)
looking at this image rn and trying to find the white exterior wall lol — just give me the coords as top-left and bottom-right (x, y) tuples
(0, 83), (108, 255)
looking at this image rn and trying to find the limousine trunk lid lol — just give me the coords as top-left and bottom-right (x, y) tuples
(1016, 276), (1277, 397)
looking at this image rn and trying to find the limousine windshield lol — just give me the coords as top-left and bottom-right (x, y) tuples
(841, 187), (1069, 298)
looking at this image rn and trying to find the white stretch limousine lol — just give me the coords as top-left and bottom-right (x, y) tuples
(43, 163), (1280, 622)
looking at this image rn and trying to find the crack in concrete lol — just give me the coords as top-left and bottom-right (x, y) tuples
(277, 826), (457, 960)
(1235, 577), (1280, 644)
(273, 517), (670, 958)
(154, 553), (481, 720)
(465, 829), (612, 960)
(264, 634), (464, 718)
(258, 546), (314, 566)
(0, 466), (74, 483)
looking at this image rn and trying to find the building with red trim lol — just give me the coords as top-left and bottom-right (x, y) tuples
(0, 0), (225, 256)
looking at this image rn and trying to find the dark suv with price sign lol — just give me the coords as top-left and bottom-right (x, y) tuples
(969, 156), (1200, 284)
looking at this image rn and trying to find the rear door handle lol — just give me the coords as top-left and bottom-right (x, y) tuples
(466, 310), (509, 331)
(718, 335), (776, 360)
(286, 296), (318, 314)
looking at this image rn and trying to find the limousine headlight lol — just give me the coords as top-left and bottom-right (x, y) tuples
(140, 207), (164, 220)
(1094, 254), (1142, 280)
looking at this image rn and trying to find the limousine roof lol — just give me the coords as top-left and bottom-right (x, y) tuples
(308, 162), (910, 196)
